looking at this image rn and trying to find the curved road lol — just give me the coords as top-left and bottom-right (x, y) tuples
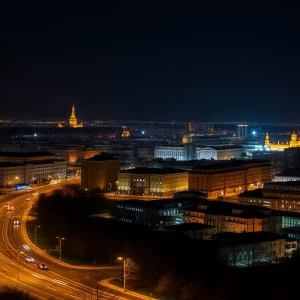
(0, 184), (137, 299)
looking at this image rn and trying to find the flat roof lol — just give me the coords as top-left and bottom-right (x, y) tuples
(120, 167), (187, 175)
(85, 152), (118, 161)
(0, 159), (65, 168)
(265, 181), (300, 187)
(213, 232), (284, 245)
(166, 223), (216, 230)
(0, 151), (55, 158)
(191, 159), (271, 171)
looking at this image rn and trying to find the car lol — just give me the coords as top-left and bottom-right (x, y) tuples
(25, 257), (35, 263)
(37, 263), (48, 270)
(26, 198), (31, 201)
(8, 206), (14, 211)
(4, 203), (10, 208)
(13, 220), (20, 225)
(32, 193), (39, 196)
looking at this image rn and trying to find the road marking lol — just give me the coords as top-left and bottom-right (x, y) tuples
(1, 267), (8, 271)
(52, 279), (68, 286)
(65, 294), (79, 299)
(46, 286), (56, 291)
(32, 273), (45, 279)
(27, 278), (38, 283)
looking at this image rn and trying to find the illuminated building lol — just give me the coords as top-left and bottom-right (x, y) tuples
(113, 198), (200, 229)
(59, 103), (84, 128)
(237, 124), (248, 139)
(117, 167), (188, 196)
(121, 129), (130, 138)
(215, 232), (286, 267)
(182, 134), (193, 144)
(183, 201), (281, 234)
(188, 122), (196, 132)
(238, 181), (300, 213)
(154, 144), (244, 161)
(81, 153), (120, 191)
(189, 160), (273, 198)
(0, 152), (66, 187)
(265, 132), (300, 151)
(55, 148), (100, 164)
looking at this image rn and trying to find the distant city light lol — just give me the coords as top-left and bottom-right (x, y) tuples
(142, 131), (145, 134)
(252, 131), (256, 136)
(34, 133), (37, 137)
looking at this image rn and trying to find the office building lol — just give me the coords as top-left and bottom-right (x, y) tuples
(113, 198), (201, 229)
(237, 124), (248, 139)
(238, 181), (300, 213)
(81, 153), (120, 191)
(55, 148), (100, 164)
(0, 156), (66, 187)
(189, 159), (273, 198)
(215, 232), (286, 267)
(183, 201), (282, 234)
(117, 167), (188, 196)
(284, 147), (300, 169)
(154, 144), (244, 161)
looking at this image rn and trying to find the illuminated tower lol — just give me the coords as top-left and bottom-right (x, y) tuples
(265, 132), (270, 146)
(69, 103), (78, 128)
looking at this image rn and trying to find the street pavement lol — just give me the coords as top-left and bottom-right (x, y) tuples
(0, 183), (143, 299)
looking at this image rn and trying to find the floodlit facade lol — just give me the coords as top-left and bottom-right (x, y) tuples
(189, 160), (273, 198)
(265, 132), (300, 151)
(117, 167), (188, 196)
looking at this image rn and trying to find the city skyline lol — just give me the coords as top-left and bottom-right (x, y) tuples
(0, 3), (299, 121)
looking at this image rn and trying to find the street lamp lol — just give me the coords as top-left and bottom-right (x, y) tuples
(17, 251), (24, 281)
(34, 225), (40, 248)
(56, 237), (65, 260)
(117, 257), (127, 291)
(109, 182), (112, 195)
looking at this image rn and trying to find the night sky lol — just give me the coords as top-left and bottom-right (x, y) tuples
(0, 2), (299, 121)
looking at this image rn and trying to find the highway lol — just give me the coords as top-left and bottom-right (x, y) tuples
(0, 184), (139, 299)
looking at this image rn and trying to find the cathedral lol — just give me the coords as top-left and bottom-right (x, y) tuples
(265, 132), (300, 150)
(58, 104), (83, 128)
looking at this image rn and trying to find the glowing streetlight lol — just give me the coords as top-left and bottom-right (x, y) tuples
(56, 237), (65, 260)
(17, 251), (24, 281)
(117, 257), (127, 291)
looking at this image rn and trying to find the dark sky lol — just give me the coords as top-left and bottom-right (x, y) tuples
(0, 2), (299, 121)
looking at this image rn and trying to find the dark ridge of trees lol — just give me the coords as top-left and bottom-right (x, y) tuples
(34, 186), (300, 300)
(0, 287), (38, 299)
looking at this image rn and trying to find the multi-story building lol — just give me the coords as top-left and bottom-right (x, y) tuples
(0, 151), (57, 163)
(112, 198), (201, 229)
(265, 132), (300, 151)
(81, 153), (120, 191)
(0, 159), (66, 187)
(274, 168), (300, 182)
(117, 167), (188, 196)
(183, 201), (282, 234)
(215, 232), (286, 267)
(189, 159), (273, 198)
(55, 148), (100, 164)
(238, 182), (300, 212)
(154, 144), (244, 161)
(284, 147), (300, 169)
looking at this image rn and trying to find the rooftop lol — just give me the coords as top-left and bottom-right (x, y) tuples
(213, 231), (284, 245)
(85, 152), (118, 161)
(116, 198), (202, 209)
(191, 159), (271, 172)
(0, 151), (55, 158)
(0, 159), (65, 168)
(120, 167), (187, 175)
(166, 223), (216, 231)
(265, 181), (300, 187)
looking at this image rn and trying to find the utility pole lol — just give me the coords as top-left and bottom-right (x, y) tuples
(56, 236), (65, 260)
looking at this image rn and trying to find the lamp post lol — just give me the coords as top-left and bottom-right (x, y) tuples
(109, 182), (112, 195)
(117, 257), (126, 291)
(17, 251), (24, 281)
(34, 225), (40, 248)
(56, 237), (65, 260)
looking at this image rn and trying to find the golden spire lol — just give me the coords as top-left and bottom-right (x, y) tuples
(71, 103), (76, 118)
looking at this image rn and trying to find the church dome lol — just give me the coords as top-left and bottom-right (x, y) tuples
(182, 134), (193, 144)
(122, 129), (130, 138)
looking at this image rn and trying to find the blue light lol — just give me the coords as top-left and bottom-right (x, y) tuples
(142, 131), (145, 134)
(252, 131), (257, 136)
